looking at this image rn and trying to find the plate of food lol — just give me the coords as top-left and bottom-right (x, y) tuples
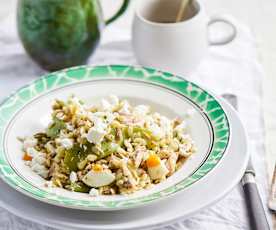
(0, 96), (248, 230)
(0, 65), (230, 210)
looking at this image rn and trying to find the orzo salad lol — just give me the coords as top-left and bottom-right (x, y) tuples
(20, 95), (196, 196)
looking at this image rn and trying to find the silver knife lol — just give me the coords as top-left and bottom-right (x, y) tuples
(222, 93), (270, 230)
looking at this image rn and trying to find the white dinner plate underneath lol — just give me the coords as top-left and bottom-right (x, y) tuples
(0, 97), (249, 230)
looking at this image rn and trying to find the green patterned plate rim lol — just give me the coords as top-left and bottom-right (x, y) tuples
(0, 65), (230, 209)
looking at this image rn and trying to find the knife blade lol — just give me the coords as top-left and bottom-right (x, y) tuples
(222, 93), (270, 230)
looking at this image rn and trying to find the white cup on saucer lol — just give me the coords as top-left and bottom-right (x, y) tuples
(132, 0), (237, 76)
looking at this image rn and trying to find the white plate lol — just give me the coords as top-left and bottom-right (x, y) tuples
(0, 97), (249, 230)
(0, 65), (230, 210)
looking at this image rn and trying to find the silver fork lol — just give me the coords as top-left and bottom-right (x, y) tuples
(222, 94), (270, 230)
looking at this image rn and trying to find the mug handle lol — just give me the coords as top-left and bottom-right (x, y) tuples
(105, 0), (130, 25)
(208, 15), (237, 46)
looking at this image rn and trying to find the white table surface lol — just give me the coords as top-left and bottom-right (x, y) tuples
(0, 0), (275, 229)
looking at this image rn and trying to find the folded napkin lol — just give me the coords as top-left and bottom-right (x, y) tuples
(0, 12), (271, 230)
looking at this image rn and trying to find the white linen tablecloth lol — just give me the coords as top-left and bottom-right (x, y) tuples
(0, 13), (272, 230)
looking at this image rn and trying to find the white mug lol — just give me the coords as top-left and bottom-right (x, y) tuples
(132, 0), (237, 76)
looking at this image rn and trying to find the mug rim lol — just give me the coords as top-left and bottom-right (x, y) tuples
(135, 0), (203, 27)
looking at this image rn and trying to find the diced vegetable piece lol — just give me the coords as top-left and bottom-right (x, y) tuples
(132, 126), (158, 148)
(133, 126), (153, 139)
(64, 145), (90, 171)
(122, 127), (129, 139)
(99, 142), (118, 159)
(23, 153), (33, 161)
(46, 117), (66, 138)
(69, 182), (90, 193)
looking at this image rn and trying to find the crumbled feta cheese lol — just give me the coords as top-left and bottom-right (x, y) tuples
(97, 95), (119, 112)
(94, 119), (108, 130)
(31, 163), (48, 178)
(134, 105), (150, 116)
(57, 138), (73, 149)
(145, 115), (168, 139)
(86, 127), (107, 144)
(148, 123), (164, 139)
(89, 188), (99, 197)
(87, 112), (100, 123)
(159, 116), (172, 136)
(69, 171), (78, 183)
(70, 96), (89, 115)
(23, 137), (37, 151)
(119, 101), (131, 115)
(89, 111), (115, 125)
(88, 112), (109, 128)
(32, 154), (46, 165)
(26, 147), (40, 157)
(26, 147), (48, 178)
(105, 112), (115, 124)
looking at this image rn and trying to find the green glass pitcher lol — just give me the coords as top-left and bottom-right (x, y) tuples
(17, 0), (130, 71)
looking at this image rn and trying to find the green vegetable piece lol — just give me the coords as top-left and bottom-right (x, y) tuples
(99, 142), (117, 159)
(64, 144), (89, 171)
(133, 126), (153, 139)
(117, 127), (129, 147)
(46, 117), (66, 138)
(70, 182), (90, 193)
(132, 126), (159, 148)
(146, 140), (158, 150)
(122, 127), (129, 139)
